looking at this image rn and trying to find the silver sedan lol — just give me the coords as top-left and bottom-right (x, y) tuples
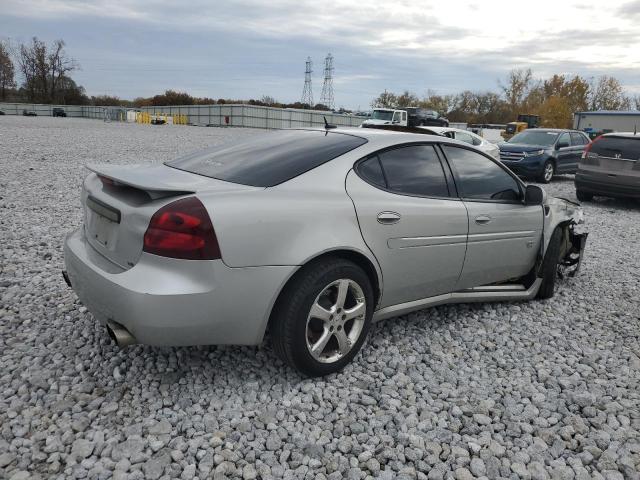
(64, 127), (587, 376)
(419, 126), (501, 159)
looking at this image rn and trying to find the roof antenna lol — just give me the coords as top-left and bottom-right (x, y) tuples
(324, 116), (337, 130)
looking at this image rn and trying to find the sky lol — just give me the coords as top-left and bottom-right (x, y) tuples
(1, 0), (640, 109)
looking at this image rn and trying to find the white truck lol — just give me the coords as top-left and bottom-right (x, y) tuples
(361, 108), (408, 127)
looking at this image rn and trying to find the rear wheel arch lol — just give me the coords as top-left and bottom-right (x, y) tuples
(267, 249), (382, 333)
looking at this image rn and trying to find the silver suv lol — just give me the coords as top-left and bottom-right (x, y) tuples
(576, 133), (640, 201)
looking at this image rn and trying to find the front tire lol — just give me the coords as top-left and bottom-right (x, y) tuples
(271, 258), (374, 377)
(537, 227), (563, 299)
(576, 190), (593, 202)
(538, 160), (555, 183)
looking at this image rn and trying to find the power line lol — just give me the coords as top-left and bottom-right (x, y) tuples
(320, 53), (335, 111)
(301, 56), (314, 107)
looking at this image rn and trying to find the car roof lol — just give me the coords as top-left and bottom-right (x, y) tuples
(290, 127), (476, 150)
(533, 128), (585, 133)
(602, 132), (640, 138)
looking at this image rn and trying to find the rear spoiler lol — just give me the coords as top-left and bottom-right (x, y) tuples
(85, 164), (198, 194)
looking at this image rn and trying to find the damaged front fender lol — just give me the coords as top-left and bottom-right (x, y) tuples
(541, 197), (588, 278)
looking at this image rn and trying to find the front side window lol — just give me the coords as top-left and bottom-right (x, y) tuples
(376, 145), (449, 197)
(443, 146), (521, 201)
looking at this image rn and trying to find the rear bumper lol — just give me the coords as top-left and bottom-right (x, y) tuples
(575, 172), (640, 199)
(64, 228), (295, 346)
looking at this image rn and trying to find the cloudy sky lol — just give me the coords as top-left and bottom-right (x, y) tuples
(2, 0), (639, 109)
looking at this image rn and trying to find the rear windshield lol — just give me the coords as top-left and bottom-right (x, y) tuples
(166, 130), (367, 187)
(591, 136), (640, 160)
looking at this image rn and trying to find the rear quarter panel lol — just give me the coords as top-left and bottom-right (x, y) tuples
(200, 145), (383, 275)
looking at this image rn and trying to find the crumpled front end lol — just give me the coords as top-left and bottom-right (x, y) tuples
(544, 197), (588, 277)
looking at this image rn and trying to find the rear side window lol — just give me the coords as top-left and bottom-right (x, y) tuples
(571, 132), (588, 146)
(376, 145), (449, 197)
(358, 157), (386, 188)
(590, 136), (640, 160)
(166, 130), (367, 187)
(443, 146), (521, 201)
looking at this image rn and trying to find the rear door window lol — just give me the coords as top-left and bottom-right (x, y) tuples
(443, 146), (521, 201)
(357, 145), (450, 197)
(571, 132), (588, 146)
(166, 130), (367, 187)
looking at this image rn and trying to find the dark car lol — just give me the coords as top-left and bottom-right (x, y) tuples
(575, 133), (640, 201)
(23, 110), (37, 117)
(0, 110), (5, 115)
(404, 108), (449, 127)
(52, 107), (67, 117)
(499, 129), (590, 183)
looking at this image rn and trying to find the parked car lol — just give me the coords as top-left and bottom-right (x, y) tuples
(404, 108), (449, 127)
(361, 108), (408, 126)
(63, 128), (587, 376)
(23, 110), (37, 117)
(499, 129), (590, 183)
(575, 132), (640, 201)
(52, 107), (67, 117)
(419, 126), (500, 159)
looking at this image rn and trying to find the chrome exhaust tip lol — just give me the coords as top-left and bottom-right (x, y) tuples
(106, 320), (137, 347)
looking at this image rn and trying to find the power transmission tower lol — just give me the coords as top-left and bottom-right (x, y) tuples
(301, 57), (314, 108)
(320, 53), (335, 111)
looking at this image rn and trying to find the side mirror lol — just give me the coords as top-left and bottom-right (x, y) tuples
(556, 141), (569, 149)
(524, 185), (544, 205)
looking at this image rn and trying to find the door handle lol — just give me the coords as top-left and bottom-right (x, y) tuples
(475, 215), (491, 225)
(377, 211), (401, 225)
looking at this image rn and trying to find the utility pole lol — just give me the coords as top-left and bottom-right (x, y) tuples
(301, 57), (314, 108)
(320, 53), (335, 111)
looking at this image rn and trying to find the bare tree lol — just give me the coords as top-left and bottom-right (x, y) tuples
(500, 68), (533, 117)
(17, 37), (78, 103)
(0, 41), (16, 100)
(589, 76), (631, 111)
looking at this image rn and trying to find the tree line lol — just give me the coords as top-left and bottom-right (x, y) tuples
(371, 69), (640, 128)
(1, 37), (638, 126)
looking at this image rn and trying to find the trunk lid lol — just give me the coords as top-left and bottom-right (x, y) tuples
(580, 135), (640, 187)
(82, 163), (258, 269)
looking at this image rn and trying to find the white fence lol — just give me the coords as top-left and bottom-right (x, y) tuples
(0, 102), (127, 121)
(139, 104), (365, 129)
(1, 102), (366, 129)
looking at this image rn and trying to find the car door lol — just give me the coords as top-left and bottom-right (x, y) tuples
(555, 132), (573, 173)
(441, 145), (543, 290)
(345, 144), (468, 308)
(570, 132), (588, 173)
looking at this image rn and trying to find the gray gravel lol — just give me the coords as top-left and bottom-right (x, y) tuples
(1, 116), (639, 480)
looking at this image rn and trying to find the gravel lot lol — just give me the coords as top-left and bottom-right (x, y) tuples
(1, 116), (639, 480)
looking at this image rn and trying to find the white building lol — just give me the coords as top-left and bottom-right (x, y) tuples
(574, 110), (640, 134)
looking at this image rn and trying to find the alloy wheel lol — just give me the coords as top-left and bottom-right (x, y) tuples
(544, 162), (554, 182)
(305, 279), (366, 364)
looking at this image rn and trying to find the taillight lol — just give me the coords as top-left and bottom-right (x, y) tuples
(143, 197), (221, 260)
(582, 135), (602, 160)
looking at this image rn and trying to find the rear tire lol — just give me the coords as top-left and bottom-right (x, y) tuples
(537, 227), (563, 299)
(271, 258), (373, 377)
(538, 160), (555, 183)
(576, 190), (593, 202)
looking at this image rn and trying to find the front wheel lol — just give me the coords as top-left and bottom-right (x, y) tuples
(576, 190), (593, 202)
(538, 160), (555, 183)
(271, 259), (373, 377)
(537, 227), (563, 299)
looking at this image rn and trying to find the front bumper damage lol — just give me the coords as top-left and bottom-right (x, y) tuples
(544, 196), (588, 278)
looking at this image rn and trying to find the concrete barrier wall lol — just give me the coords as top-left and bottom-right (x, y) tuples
(138, 104), (365, 129)
(1, 102), (366, 129)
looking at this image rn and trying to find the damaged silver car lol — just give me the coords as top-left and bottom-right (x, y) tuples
(63, 127), (587, 376)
